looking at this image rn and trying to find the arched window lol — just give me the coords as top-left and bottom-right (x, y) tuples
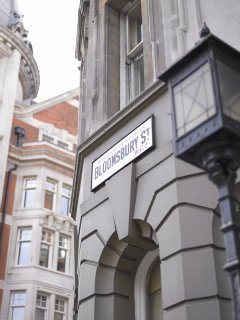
(134, 248), (162, 320)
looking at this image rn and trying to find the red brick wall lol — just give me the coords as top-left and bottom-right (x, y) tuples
(33, 102), (78, 135)
(11, 118), (39, 146)
(0, 224), (10, 280)
(0, 171), (17, 284)
(6, 173), (17, 216)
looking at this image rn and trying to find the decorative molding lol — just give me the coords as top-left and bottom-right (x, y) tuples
(176, 0), (188, 55)
(8, 144), (75, 173)
(15, 88), (80, 117)
(0, 26), (40, 100)
(195, 0), (203, 29)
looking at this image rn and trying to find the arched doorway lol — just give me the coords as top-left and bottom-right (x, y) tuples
(95, 225), (162, 320)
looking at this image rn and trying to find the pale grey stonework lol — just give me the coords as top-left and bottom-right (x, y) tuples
(73, 0), (240, 319)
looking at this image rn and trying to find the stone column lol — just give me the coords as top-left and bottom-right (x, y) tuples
(0, 48), (21, 201)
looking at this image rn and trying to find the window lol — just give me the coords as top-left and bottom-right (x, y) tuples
(10, 291), (26, 320)
(39, 230), (71, 273)
(17, 228), (32, 265)
(41, 133), (72, 151)
(54, 298), (65, 320)
(57, 235), (68, 273)
(35, 293), (67, 320)
(42, 134), (54, 144)
(44, 179), (57, 210)
(39, 230), (52, 268)
(60, 184), (71, 216)
(128, 3), (142, 51)
(126, 2), (144, 100)
(57, 140), (69, 150)
(23, 177), (37, 208)
(35, 294), (48, 320)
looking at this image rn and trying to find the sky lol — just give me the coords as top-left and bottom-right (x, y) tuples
(17, 0), (80, 102)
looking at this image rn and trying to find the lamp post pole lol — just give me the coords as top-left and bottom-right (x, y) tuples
(198, 143), (240, 318)
(158, 28), (240, 319)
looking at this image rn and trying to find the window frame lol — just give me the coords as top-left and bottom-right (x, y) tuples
(54, 297), (66, 320)
(10, 291), (26, 320)
(35, 293), (48, 320)
(22, 176), (37, 208)
(44, 178), (57, 211)
(39, 131), (72, 151)
(42, 134), (54, 144)
(39, 229), (53, 269)
(16, 227), (32, 266)
(57, 140), (69, 150)
(60, 184), (72, 216)
(126, 2), (143, 53)
(124, 1), (144, 102)
(57, 234), (69, 273)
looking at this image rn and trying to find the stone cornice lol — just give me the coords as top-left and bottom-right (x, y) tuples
(8, 143), (76, 172)
(77, 80), (165, 154)
(70, 80), (166, 219)
(0, 26), (40, 100)
(14, 88), (80, 117)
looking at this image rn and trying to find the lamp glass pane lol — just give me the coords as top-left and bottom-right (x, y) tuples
(217, 60), (240, 122)
(173, 62), (216, 138)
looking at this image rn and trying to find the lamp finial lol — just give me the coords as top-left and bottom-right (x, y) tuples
(199, 22), (210, 38)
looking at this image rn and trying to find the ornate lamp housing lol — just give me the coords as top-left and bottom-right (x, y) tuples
(159, 33), (240, 169)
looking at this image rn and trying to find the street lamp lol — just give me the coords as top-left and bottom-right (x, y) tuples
(159, 31), (240, 319)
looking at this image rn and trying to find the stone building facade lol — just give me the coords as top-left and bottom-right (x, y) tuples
(0, 89), (79, 319)
(0, 0), (39, 207)
(72, 0), (240, 319)
(0, 1), (79, 319)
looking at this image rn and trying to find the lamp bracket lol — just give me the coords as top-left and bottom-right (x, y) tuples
(196, 140), (240, 188)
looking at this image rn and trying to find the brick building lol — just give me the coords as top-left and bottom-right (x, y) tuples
(0, 89), (79, 319)
(0, 1), (79, 319)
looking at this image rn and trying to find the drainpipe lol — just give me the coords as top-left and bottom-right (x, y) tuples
(0, 164), (18, 254)
(73, 224), (79, 320)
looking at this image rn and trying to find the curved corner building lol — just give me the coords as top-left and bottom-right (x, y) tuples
(72, 0), (240, 319)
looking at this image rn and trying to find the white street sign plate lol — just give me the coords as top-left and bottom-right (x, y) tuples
(91, 116), (154, 190)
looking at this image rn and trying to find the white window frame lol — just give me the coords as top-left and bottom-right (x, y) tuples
(22, 176), (37, 208)
(54, 297), (66, 320)
(44, 178), (57, 211)
(60, 184), (72, 216)
(16, 227), (32, 266)
(39, 230), (53, 268)
(125, 1), (144, 101)
(35, 293), (48, 320)
(57, 234), (69, 273)
(10, 291), (26, 320)
(38, 230), (71, 274)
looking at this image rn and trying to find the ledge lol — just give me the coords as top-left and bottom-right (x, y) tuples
(71, 80), (167, 219)
(8, 143), (76, 171)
